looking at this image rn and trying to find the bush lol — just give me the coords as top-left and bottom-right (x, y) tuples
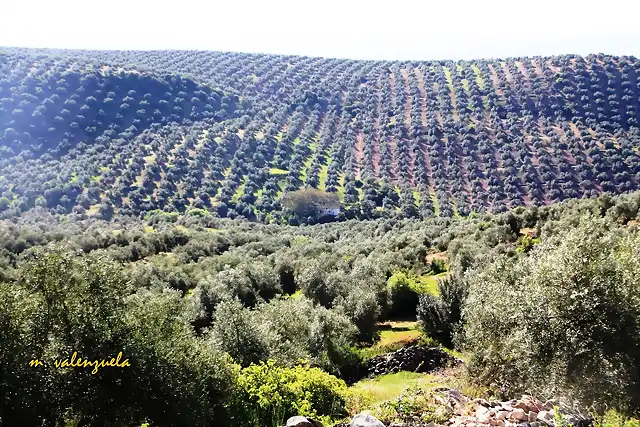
(211, 295), (360, 374)
(596, 410), (640, 427)
(229, 361), (348, 427)
(296, 254), (345, 307)
(417, 294), (450, 345)
(254, 297), (316, 365)
(429, 258), (447, 274)
(209, 299), (272, 367)
(464, 216), (640, 414)
(337, 286), (382, 344)
(387, 272), (420, 318)
(417, 273), (467, 348)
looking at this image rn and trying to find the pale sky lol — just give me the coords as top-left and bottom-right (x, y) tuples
(2, 0), (640, 60)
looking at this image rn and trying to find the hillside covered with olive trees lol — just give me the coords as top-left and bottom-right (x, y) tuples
(1, 48), (640, 222)
(3, 46), (640, 427)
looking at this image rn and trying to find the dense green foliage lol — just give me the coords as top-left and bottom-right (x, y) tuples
(0, 249), (238, 426)
(464, 216), (640, 413)
(417, 272), (467, 348)
(1, 183), (640, 423)
(387, 272), (421, 318)
(232, 361), (348, 427)
(1, 48), (640, 222)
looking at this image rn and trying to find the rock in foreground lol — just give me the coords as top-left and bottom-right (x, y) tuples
(350, 413), (386, 427)
(286, 415), (324, 427)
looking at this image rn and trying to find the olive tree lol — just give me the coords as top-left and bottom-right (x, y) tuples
(464, 216), (640, 414)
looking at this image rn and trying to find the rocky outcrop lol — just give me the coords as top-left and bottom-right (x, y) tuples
(442, 393), (592, 427)
(366, 343), (462, 377)
(300, 390), (592, 427)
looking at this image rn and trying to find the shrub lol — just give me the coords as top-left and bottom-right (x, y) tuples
(229, 361), (348, 427)
(208, 299), (272, 367)
(213, 295), (360, 374)
(464, 216), (640, 415)
(254, 297), (315, 365)
(416, 294), (449, 345)
(308, 305), (359, 375)
(370, 386), (454, 425)
(336, 286), (382, 344)
(417, 272), (467, 348)
(296, 254), (345, 307)
(596, 410), (640, 427)
(387, 272), (420, 318)
(429, 258), (447, 274)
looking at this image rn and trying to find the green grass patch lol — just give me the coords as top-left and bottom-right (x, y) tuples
(429, 189), (440, 217)
(337, 173), (345, 201)
(388, 271), (447, 297)
(318, 163), (329, 191)
(350, 372), (433, 407)
(452, 203), (460, 218)
(595, 410), (640, 427)
(411, 272), (449, 296)
(376, 322), (420, 348)
(231, 181), (245, 203)
(285, 290), (303, 299)
(300, 156), (313, 182)
(348, 368), (492, 418)
(442, 66), (455, 93)
(359, 320), (421, 360)
(412, 190), (421, 205)
(461, 78), (470, 94)
(86, 204), (101, 216)
(275, 179), (286, 198)
(471, 64), (486, 90)
(269, 167), (289, 176)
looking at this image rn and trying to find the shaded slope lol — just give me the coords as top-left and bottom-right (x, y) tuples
(0, 52), (240, 159)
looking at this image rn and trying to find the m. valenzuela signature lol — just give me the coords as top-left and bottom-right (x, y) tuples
(29, 352), (131, 374)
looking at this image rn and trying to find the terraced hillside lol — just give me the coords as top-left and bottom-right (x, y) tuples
(1, 48), (640, 222)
